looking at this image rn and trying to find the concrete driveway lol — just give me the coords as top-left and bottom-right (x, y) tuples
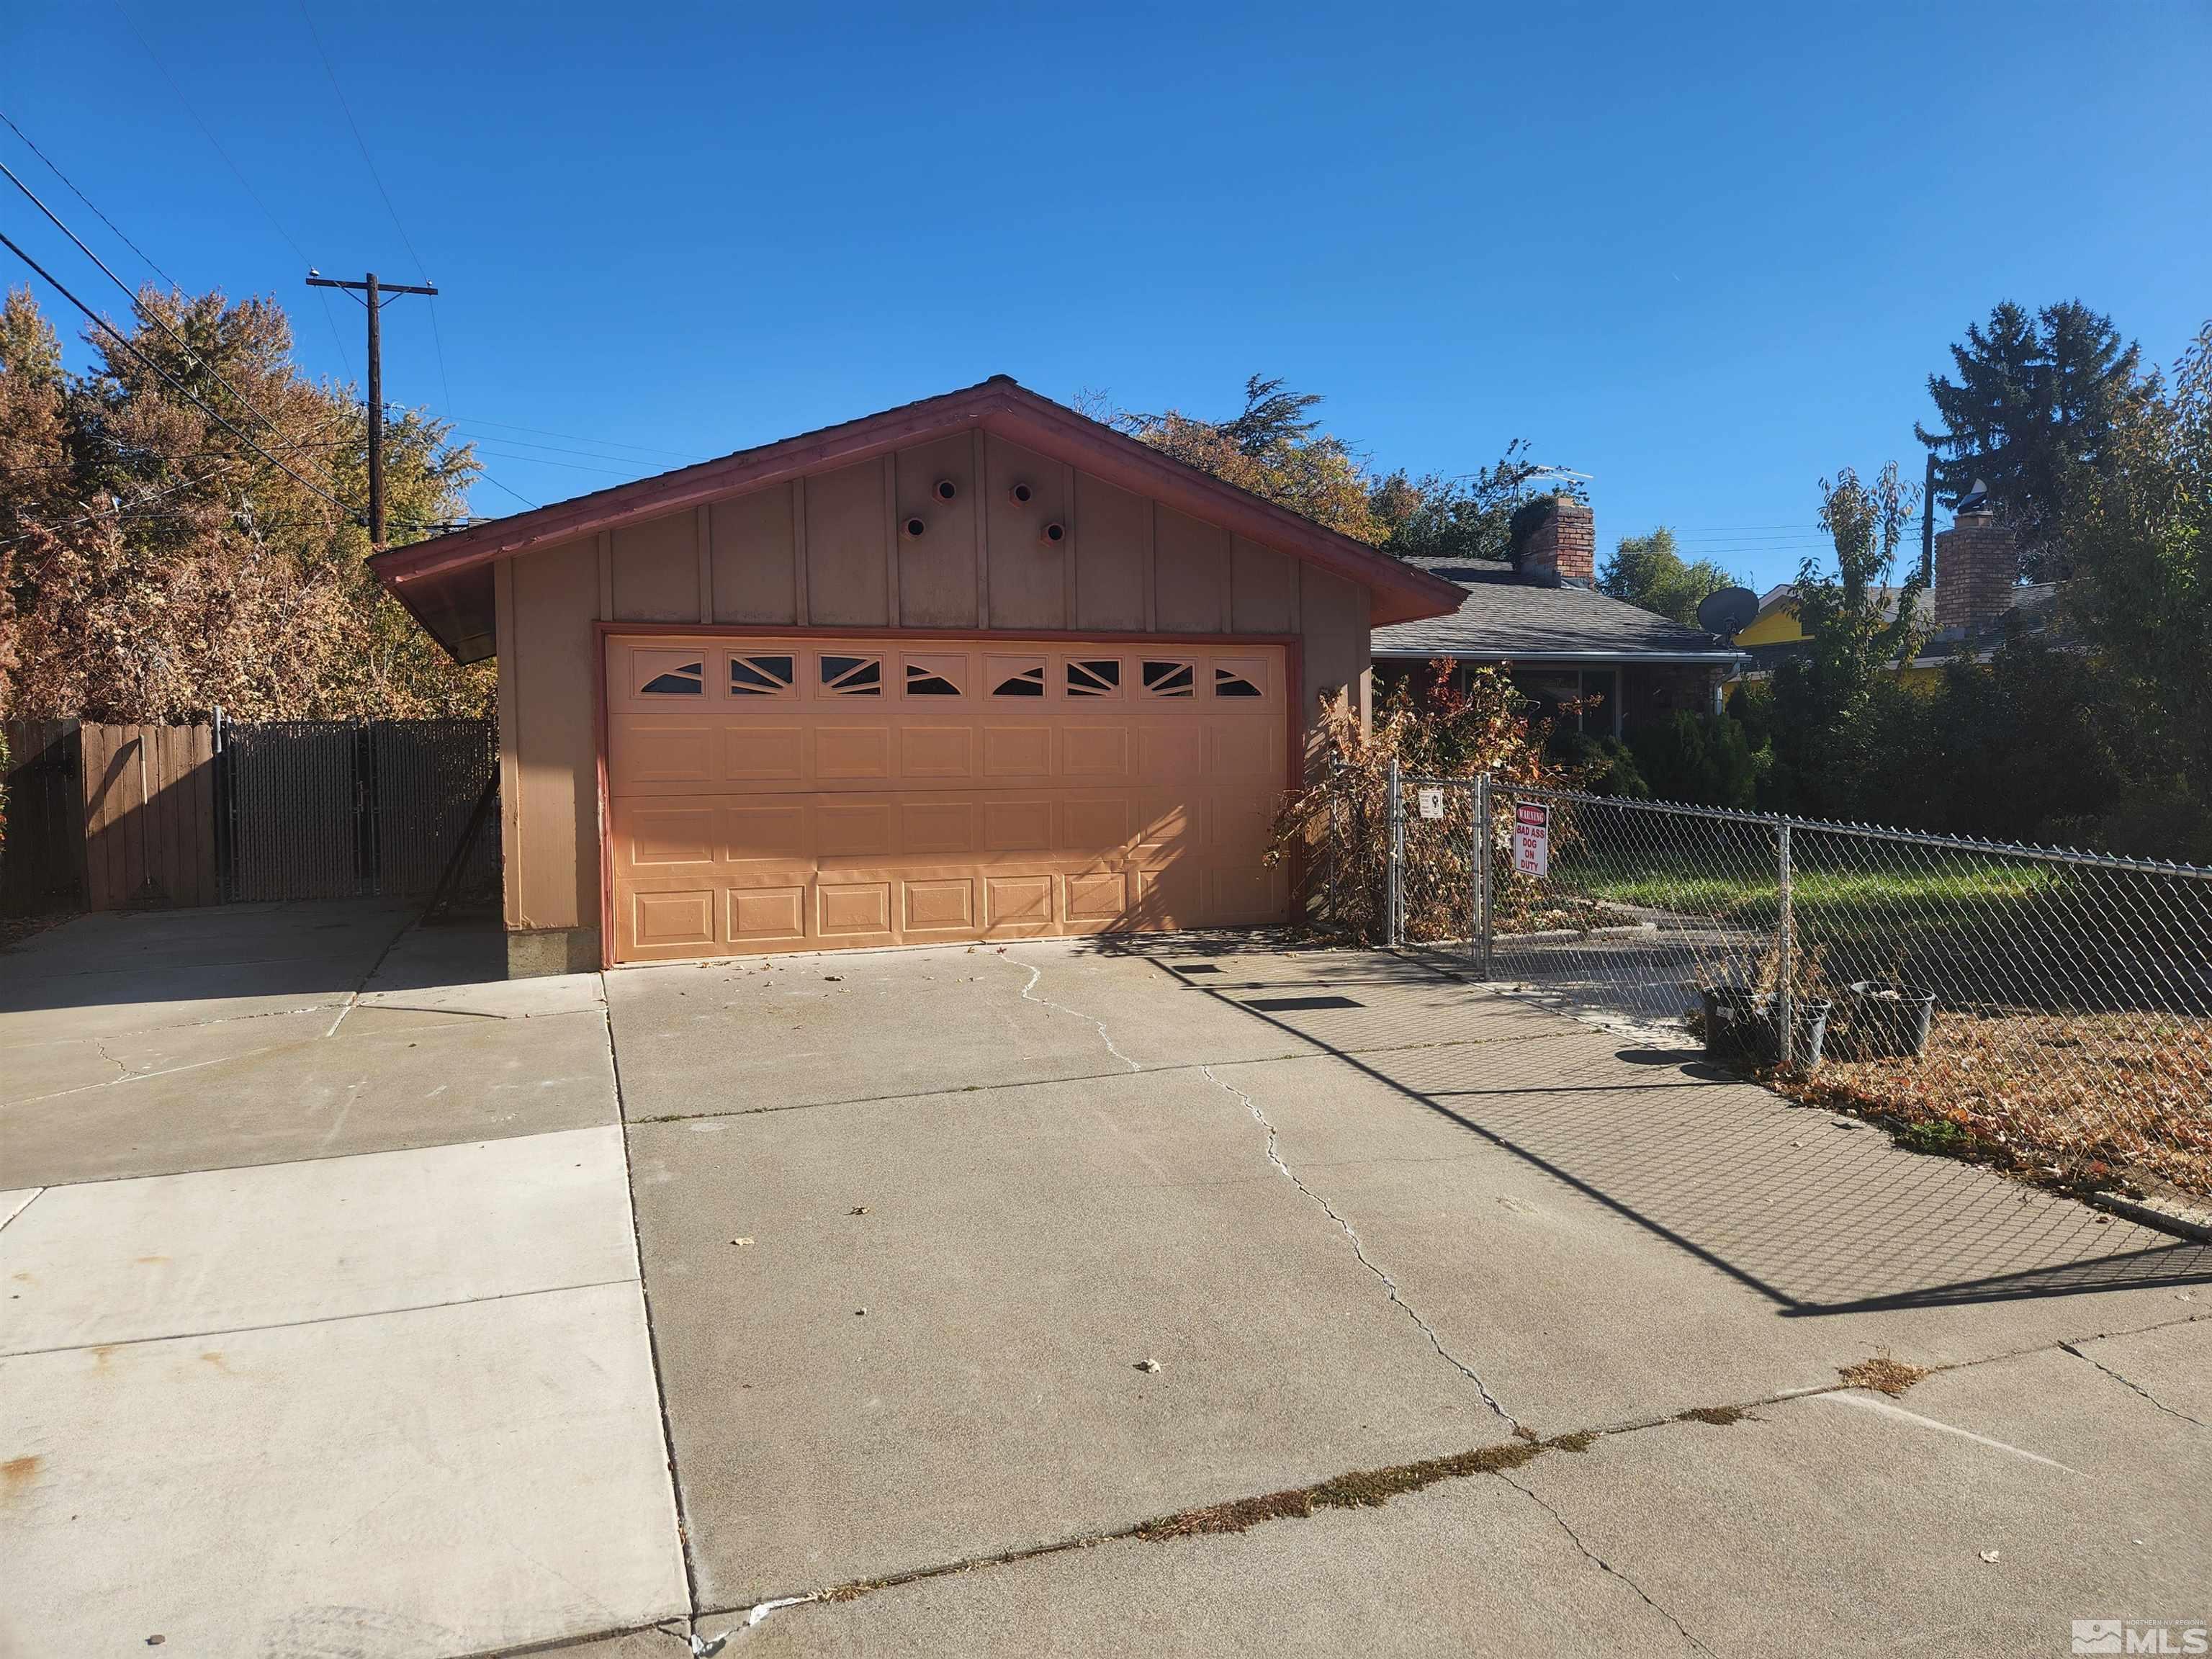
(4, 912), (2208, 1657)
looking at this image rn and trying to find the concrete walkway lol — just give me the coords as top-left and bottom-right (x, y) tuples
(3, 909), (2206, 1656)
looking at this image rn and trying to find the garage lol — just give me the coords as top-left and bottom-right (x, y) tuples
(370, 377), (1461, 975)
(606, 634), (1291, 960)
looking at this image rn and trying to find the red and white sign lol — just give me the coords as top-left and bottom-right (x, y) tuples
(1513, 801), (1550, 877)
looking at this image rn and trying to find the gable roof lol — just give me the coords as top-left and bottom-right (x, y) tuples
(1372, 557), (1745, 664)
(372, 375), (1464, 662)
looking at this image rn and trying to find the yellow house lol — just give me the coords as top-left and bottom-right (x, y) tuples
(1733, 583), (1947, 686)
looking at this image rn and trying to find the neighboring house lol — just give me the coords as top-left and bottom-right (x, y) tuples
(1370, 498), (1746, 737)
(370, 376), (1462, 976)
(1730, 501), (2055, 683)
(1734, 580), (1940, 681)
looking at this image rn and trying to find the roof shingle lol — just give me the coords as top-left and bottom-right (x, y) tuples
(1372, 558), (1743, 661)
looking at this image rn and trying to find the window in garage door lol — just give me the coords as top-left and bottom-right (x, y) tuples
(604, 636), (1290, 963)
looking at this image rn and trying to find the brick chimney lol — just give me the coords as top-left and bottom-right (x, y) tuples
(1933, 505), (2018, 632)
(1514, 497), (1596, 587)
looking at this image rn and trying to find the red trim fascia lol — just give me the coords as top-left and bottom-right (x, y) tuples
(594, 621), (1301, 648)
(376, 385), (1007, 585)
(379, 379), (1460, 626)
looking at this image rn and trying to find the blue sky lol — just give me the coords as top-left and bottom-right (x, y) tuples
(4, 1), (2207, 592)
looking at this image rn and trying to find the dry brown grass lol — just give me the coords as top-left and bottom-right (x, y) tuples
(1838, 1353), (1933, 1396)
(1779, 1010), (2212, 1201)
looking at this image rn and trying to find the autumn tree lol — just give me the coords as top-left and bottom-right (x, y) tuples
(1108, 374), (1381, 540)
(1916, 300), (2146, 580)
(1597, 527), (1740, 626)
(1102, 375), (1570, 567)
(0, 283), (487, 721)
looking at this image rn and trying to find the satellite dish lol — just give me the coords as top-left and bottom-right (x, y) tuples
(1697, 585), (1759, 637)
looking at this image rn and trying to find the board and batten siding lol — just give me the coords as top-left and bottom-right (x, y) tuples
(495, 431), (1372, 958)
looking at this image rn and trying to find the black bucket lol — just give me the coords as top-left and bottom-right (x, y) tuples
(1699, 985), (1766, 1066)
(1753, 998), (1831, 1068)
(1842, 981), (1936, 1058)
(1699, 986), (1830, 1069)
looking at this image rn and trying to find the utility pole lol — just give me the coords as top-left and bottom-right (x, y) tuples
(305, 269), (437, 546)
(1920, 451), (1938, 585)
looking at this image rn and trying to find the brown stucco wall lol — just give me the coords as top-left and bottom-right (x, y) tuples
(495, 436), (1374, 971)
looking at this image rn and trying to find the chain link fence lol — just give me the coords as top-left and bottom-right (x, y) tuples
(1349, 770), (2212, 1207)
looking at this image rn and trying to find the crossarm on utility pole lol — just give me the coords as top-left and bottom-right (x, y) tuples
(305, 270), (438, 547)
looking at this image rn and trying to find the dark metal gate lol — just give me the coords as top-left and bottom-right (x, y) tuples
(215, 718), (496, 903)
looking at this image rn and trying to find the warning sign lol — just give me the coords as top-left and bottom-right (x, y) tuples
(1513, 801), (1550, 877)
(1416, 786), (1444, 821)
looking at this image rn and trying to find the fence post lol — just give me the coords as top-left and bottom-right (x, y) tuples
(1386, 757), (1404, 948)
(1776, 819), (1794, 1070)
(1475, 773), (1493, 978)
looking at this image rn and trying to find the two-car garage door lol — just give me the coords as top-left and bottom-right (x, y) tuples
(605, 634), (1292, 963)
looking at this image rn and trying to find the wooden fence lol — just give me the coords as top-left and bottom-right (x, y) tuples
(1, 719), (86, 914)
(1, 717), (494, 914)
(79, 721), (220, 910)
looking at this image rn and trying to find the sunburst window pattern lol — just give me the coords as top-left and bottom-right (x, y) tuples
(1141, 660), (1194, 698)
(821, 655), (882, 696)
(729, 654), (794, 696)
(1066, 658), (1121, 696)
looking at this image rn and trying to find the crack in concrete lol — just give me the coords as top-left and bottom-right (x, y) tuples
(1200, 1061), (1522, 1434)
(2060, 1339), (2208, 1429)
(1497, 1470), (1717, 1655)
(89, 1037), (131, 1081)
(1012, 961), (1141, 1072)
(689, 1319), (2212, 1629)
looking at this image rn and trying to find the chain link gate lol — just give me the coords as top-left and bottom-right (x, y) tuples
(1362, 767), (2212, 1206)
(214, 717), (496, 903)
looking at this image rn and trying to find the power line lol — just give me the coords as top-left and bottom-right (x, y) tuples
(110, 0), (354, 377)
(451, 415), (711, 460)
(451, 428), (702, 466)
(0, 156), (303, 446)
(0, 109), (181, 291)
(1, 228), (354, 518)
(469, 444), (649, 478)
(296, 4), (429, 283)
(473, 473), (539, 511)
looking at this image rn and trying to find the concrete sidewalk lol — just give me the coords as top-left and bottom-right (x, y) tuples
(613, 937), (2209, 1658)
(1, 904), (684, 1658)
(2, 910), (2206, 1657)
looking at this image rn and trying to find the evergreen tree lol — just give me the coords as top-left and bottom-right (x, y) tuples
(1915, 300), (2144, 580)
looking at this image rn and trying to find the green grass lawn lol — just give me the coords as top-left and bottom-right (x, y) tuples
(1563, 849), (2059, 932)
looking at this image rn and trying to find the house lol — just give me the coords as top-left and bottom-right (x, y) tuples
(1370, 497), (1746, 737)
(1733, 580), (1938, 680)
(1730, 499), (2053, 683)
(370, 377), (1462, 976)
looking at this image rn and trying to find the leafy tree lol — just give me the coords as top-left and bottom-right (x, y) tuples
(1761, 463), (1928, 819)
(1110, 375), (1579, 560)
(2054, 319), (2212, 858)
(1112, 375), (1380, 540)
(1367, 439), (1573, 565)
(1596, 527), (1740, 626)
(1916, 300), (2145, 580)
(0, 283), (488, 721)
(1909, 626), (2126, 848)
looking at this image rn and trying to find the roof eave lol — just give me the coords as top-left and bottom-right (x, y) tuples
(1372, 647), (1749, 665)
(371, 377), (1462, 644)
